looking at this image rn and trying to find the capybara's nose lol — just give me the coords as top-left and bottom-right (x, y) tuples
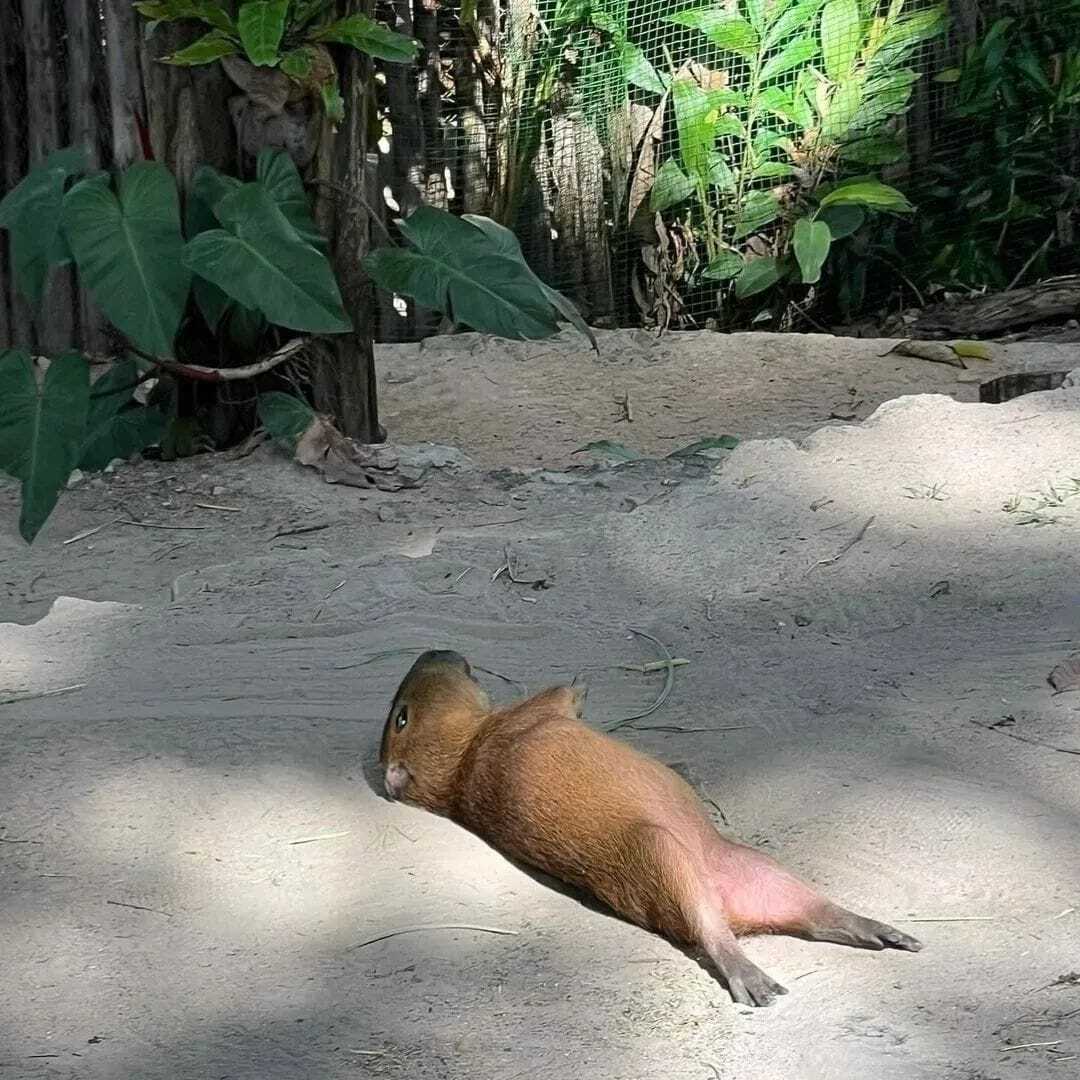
(384, 763), (409, 799)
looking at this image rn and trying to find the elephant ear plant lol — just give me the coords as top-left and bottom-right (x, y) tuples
(643, 0), (946, 315)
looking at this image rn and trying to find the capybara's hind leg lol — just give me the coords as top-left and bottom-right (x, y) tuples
(792, 899), (922, 952)
(618, 825), (788, 1007)
(717, 846), (921, 953)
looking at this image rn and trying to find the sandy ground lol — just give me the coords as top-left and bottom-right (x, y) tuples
(2, 329), (1079, 1080)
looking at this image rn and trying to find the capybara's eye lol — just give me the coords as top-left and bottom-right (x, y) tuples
(394, 707), (409, 732)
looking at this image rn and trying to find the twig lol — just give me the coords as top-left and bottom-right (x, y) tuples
(606, 628), (678, 732)
(1007, 231), (1056, 291)
(106, 899), (174, 918)
(810, 516), (875, 570)
(970, 719), (1080, 757)
(1, 683), (86, 706)
(117, 519), (209, 532)
(125, 336), (311, 383)
(999, 1040), (1062, 1053)
(272, 521), (333, 539)
(900, 916), (996, 923)
(466, 515), (528, 528)
(63, 521), (113, 545)
(492, 546), (548, 587)
(787, 298), (830, 334)
(194, 503), (242, 513)
(347, 924), (518, 951)
(288, 831), (350, 845)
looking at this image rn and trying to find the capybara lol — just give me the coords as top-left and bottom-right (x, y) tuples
(379, 650), (920, 1006)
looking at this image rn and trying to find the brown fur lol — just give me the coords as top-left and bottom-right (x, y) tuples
(379, 651), (921, 1006)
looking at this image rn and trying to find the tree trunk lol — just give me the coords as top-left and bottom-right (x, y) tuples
(0, 5), (28, 348)
(102, 0), (146, 168)
(20, 0), (75, 353)
(312, 18), (381, 443)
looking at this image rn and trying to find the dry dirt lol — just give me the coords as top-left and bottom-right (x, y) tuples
(2, 329), (1079, 1080)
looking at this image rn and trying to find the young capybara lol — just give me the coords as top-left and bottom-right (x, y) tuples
(378, 650), (921, 1006)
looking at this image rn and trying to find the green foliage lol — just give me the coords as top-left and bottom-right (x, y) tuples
(62, 164), (191, 356)
(80, 358), (167, 473)
(647, 0), (940, 317)
(364, 206), (591, 345)
(139, 0), (418, 120)
(257, 390), (316, 448)
(906, 3), (1080, 291)
(0, 351), (89, 543)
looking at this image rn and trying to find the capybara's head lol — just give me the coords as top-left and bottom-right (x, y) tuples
(379, 650), (489, 809)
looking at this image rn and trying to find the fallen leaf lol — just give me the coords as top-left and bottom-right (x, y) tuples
(1048, 651), (1080, 693)
(883, 340), (966, 368)
(951, 340), (993, 361)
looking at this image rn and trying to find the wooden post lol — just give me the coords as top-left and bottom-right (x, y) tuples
(20, 0), (75, 352)
(103, 0), (147, 168)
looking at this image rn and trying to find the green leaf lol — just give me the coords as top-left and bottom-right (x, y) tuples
(820, 0), (861, 81)
(820, 78), (863, 138)
(0, 148), (86, 306)
(257, 391), (315, 449)
(712, 114), (746, 139)
(758, 86), (800, 124)
(80, 358), (165, 471)
(871, 5), (948, 69)
(839, 133), (905, 164)
(363, 206), (561, 341)
(673, 77), (716, 184)
(461, 214), (597, 350)
(734, 256), (786, 298)
(62, 163), (190, 356)
(753, 160), (795, 179)
(818, 179), (914, 213)
(134, 2), (235, 33)
(707, 152), (736, 192)
(732, 190), (781, 239)
(665, 10), (760, 58)
(650, 160), (696, 211)
(280, 46), (315, 79)
(668, 435), (739, 458)
(760, 36), (819, 82)
(619, 41), (667, 95)
(192, 163), (242, 217)
(256, 148), (326, 252)
(237, 0), (289, 66)
(745, 0), (768, 31)
(702, 251), (744, 282)
(320, 77), (344, 123)
(575, 440), (641, 462)
(291, 0), (336, 33)
(764, 0), (827, 50)
(792, 217), (832, 283)
(183, 182), (351, 333)
(0, 350), (90, 543)
(310, 14), (419, 64)
(816, 202), (865, 238)
(162, 29), (239, 65)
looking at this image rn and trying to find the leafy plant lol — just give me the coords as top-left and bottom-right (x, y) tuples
(134, 0), (418, 120)
(636, 0), (944, 318)
(907, 3), (1080, 292)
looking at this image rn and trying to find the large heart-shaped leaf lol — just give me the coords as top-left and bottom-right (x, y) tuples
(183, 182), (350, 333)
(734, 256), (786, 299)
(0, 350), (90, 543)
(363, 206), (560, 341)
(310, 14), (419, 64)
(461, 214), (596, 349)
(79, 357), (166, 471)
(238, 0), (289, 66)
(257, 391), (316, 448)
(792, 217), (832, 283)
(256, 149), (326, 252)
(62, 164), (190, 356)
(0, 147), (86, 305)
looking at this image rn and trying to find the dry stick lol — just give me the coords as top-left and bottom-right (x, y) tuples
(811, 515), (875, 570)
(347, 924), (518, 951)
(606, 628), (678, 732)
(194, 503), (242, 513)
(288, 832), (350, 846)
(117, 519), (209, 532)
(1, 683), (86, 706)
(106, 899), (173, 918)
(970, 719), (1080, 757)
(63, 521), (114, 545)
(999, 1041), (1062, 1053)
(1007, 231), (1056, 292)
(901, 916), (996, 923)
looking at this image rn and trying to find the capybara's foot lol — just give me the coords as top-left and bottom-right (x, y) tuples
(803, 905), (922, 952)
(710, 949), (789, 1007)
